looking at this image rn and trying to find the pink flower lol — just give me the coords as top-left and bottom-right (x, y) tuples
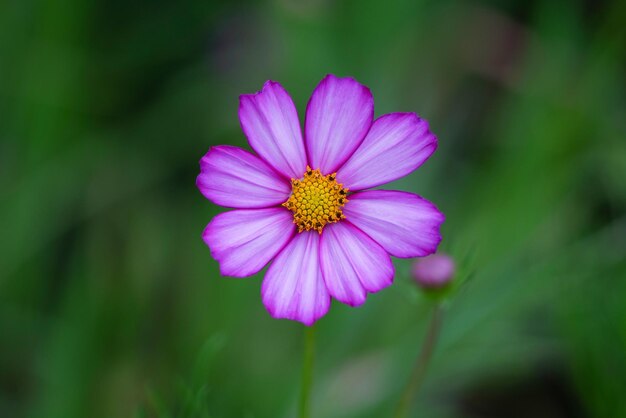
(197, 74), (444, 325)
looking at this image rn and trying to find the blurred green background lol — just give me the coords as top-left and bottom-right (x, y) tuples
(1, 0), (625, 417)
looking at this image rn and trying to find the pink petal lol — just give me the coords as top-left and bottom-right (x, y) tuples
(197, 145), (290, 209)
(343, 191), (444, 258)
(305, 74), (374, 174)
(203, 208), (295, 277)
(239, 81), (307, 179)
(319, 222), (394, 306)
(336, 113), (437, 191)
(261, 231), (330, 326)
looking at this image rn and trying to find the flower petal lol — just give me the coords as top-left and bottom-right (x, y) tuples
(305, 74), (374, 174)
(239, 81), (307, 179)
(343, 190), (444, 258)
(197, 145), (290, 209)
(203, 208), (295, 277)
(319, 222), (394, 307)
(336, 113), (437, 191)
(262, 231), (330, 326)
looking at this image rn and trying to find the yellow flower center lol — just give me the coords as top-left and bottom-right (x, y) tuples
(282, 166), (349, 233)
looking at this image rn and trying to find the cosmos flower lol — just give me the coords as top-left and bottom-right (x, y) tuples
(197, 74), (444, 325)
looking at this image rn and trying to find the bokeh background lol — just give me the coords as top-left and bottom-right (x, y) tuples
(1, 0), (625, 417)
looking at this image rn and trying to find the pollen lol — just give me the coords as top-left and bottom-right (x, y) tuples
(282, 166), (349, 233)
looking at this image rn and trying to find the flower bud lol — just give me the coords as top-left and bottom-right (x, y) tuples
(412, 254), (455, 289)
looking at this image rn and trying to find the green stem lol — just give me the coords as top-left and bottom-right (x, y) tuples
(394, 304), (444, 418)
(299, 325), (316, 418)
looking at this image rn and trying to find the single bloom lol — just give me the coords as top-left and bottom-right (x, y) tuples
(197, 74), (444, 325)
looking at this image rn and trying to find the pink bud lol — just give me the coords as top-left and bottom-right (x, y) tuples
(412, 254), (455, 289)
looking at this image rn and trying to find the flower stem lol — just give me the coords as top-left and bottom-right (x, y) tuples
(394, 304), (444, 418)
(299, 325), (316, 418)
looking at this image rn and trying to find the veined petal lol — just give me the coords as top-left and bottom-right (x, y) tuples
(336, 113), (437, 191)
(203, 208), (295, 277)
(262, 231), (330, 326)
(305, 74), (374, 174)
(343, 190), (444, 258)
(319, 222), (394, 307)
(239, 81), (307, 179)
(197, 145), (290, 209)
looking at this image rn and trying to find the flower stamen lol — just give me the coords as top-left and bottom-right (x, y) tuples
(282, 166), (349, 233)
